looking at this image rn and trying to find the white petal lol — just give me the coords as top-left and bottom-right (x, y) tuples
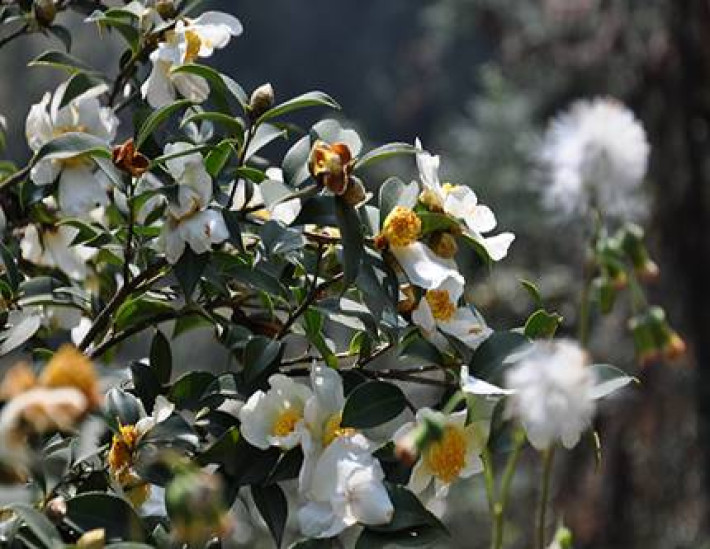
(58, 165), (109, 218)
(142, 58), (176, 109)
(30, 159), (60, 187)
(298, 501), (347, 539)
(25, 93), (54, 151)
(391, 242), (464, 290)
(310, 363), (345, 416)
(347, 467), (394, 526)
(473, 231), (515, 262)
(172, 73), (210, 104)
(460, 365), (514, 398)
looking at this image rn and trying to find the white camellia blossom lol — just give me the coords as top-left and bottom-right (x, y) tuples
(158, 142), (228, 264)
(239, 374), (313, 450)
(20, 224), (95, 280)
(415, 139), (515, 261)
(230, 168), (302, 225)
(380, 205), (463, 290)
(394, 408), (488, 499)
(504, 339), (630, 450)
(142, 11), (243, 108)
(26, 82), (118, 218)
(538, 97), (650, 219)
(412, 275), (492, 351)
(298, 433), (394, 538)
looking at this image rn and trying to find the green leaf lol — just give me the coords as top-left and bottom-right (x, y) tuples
(470, 331), (529, 383)
(32, 132), (111, 165)
(115, 298), (174, 332)
(205, 140), (237, 178)
(356, 526), (445, 548)
(292, 195), (338, 227)
(589, 364), (637, 400)
(379, 177), (418, 224)
(0, 313), (41, 356)
(222, 209), (244, 252)
(168, 371), (216, 410)
(417, 212), (460, 236)
(335, 197), (364, 286)
(369, 484), (448, 535)
(131, 361), (161, 413)
(245, 123), (286, 161)
(29, 50), (97, 74)
(519, 278), (544, 308)
(354, 142), (416, 171)
(105, 387), (143, 428)
(171, 64), (245, 114)
(523, 309), (563, 339)
(181, 111), (244, 138)
(0, 241), (21, 291)
(312, 118), (363, 155)
(266, 447), (303, 485)
(242, 337), (283, 388)
(282, 135), (312, 187)
(7, 504), (62, 548)
(66, 492), (147, 542)
(251, 484), (288, 548)
(257, 90), (340, 124)
(150, 330), (172, 385)
(341, 381), (407, 429)
(136, 99), (193, 148)
(86, 10), (140, 50)
(48, 24), (72, 52)
(173, 248), (208, 298)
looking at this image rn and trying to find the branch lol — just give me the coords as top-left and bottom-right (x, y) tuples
(276, 271), (344, 339)
(0, 164), (30, 193)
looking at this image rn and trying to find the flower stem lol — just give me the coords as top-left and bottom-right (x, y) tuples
(536, 446), (556, 549)
(491, 429), (525, 549)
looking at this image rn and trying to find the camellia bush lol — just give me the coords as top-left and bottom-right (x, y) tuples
(0, 1), (686, 548)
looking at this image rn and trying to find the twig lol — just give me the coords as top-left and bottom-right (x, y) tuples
(276, 271), (344, 339)
(0, 164), (31, 192)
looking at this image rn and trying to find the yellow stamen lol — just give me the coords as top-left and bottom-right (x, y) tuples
(271, 408), (301, 437)
(184, 30), (202, 63)
(322, 413), (356, 447)
(424, 425), (467, 483)
(108, 424), (140, 476)
(425, 290), (456, 322)
(381, 206), (421, 248)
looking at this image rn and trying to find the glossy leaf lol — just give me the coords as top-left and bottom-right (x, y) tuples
(341, 381), (407, 429)
(257, 90), (339, 124)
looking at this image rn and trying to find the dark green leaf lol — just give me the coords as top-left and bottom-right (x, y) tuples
(115, 298), (174, 332)
(292, 195), (338, 226)
(222, 209), (244, 252)
(0, 241), (21, 291)
(32, 132), (111, 165)
(523, 309), (563, 339)
(341, 381), (407, 429)
(519, 278), (544, 308)
(168, 371), (216, 410)
(335, 198), (363, 287)
(66, 492), (147, 542)
(242, 337), (283, 388)
(370, 484), (447, 534)
(282, 135), (311, 187)
(131, 361), (161, 413)
(251, 484), (288, 548)
(171, 64), (244, 114)
(7, 504), (62, 548)
(354, 142), (416, 171)
(470, 331), (529, 383)
(136, 99), (193, 148)
(205, 139), (237, 178)
(150, 330), (172, 385)
(245, 123), (286, 161)
(174, 248), (208, 298)
(0, 313), (41, 356)
(48, 24), (72, 52)
(29, 50), (96, 73)
(104, 387), (143, 428)
(418, 212), (460, 236)
(257, 90), (340, 124)
(181, 112), (244, 138)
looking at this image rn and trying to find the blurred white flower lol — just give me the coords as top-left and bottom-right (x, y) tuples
(142, 11), (242, 108)
(412, 276), (492, 351)
(394, 408), (488, 499)
(239, 374), (312, 450)
(20, 224), (95, 280)
(538, 97), (650, 219)
(415, 139), (515, 261)
(298, 434), (393, 538)
(504, 339), (595, 450)
(25, 82), (118, 218)
(158, 142), (228, 263)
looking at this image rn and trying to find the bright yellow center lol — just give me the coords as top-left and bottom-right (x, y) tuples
(441, 182), (460, 195)
(322, 413), (356, 447)
(184, 30), (202, 62)
(425, 425), (467, 483)
(39, 345), (100, 408)
(382, 206), (421, 248)
(425, 290), (456, 322)
(272, 408), (301, 437)
(108, 424), (140, 478)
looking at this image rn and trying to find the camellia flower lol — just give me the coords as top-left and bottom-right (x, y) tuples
(308, 140), (354, 195)
(142, 12), (243, 108)
(239, 374), (312, 450)
(298, 434), (393, 538)
(20, 223), (95, 280)
(393, 408), (488, 498)
(412, 275), (492, 351)
(108, 396), (175, 507)
(158, 142), (228, 264)
(415, 139), (515, 261)
(503, 339), (630, 450)
(376, 206), (463, 290)
(538, 97), (650, 219)
(26, 82), (119, 218)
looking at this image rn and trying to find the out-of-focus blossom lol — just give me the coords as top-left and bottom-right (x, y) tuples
(20, 223), (95, 280)
(26, 82), (118, 218)
(298, 434), (393, 538)
(538, 97), (650, 219)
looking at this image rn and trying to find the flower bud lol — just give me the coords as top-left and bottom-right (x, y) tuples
(341, 175), (367, 206)
(113, 138), (150, 178)
(397, 285), (417, 314)
(44, 496), (67, 524)
(429, 231), (458, 259)
(592, 276), (617, 314)
(620, 224), (659, 282)
(155, 0), (177, 19)
(629, 306), (686, 366)
(167, 469), (228, 547)
(248, 83), (275, 120)
(395, 415), (444, 467)
(77, 528), (105, 548)
(550, 525), (574, 549)
(33, 0), (56, 27)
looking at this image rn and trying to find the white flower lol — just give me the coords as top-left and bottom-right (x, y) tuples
(415, 139), (515, 261)
(26, 82), (118, 218)
(394, 408), (488, 499)
(460, 365), (514, 399)
(230, 168), (302, 225)
(158, 142), (228, 263)
(539, 97), (650, 219)
(122, 1), (166, 30)
(504, 339), (596, 450)
(135, 395), (175, 437)
(298, 434), (393, 538)
(20, 224), (95, 279)
(141, 12), (242, 108)
(412, 276), (492, 351)
(239, 374), (312, 450)
(380, 206), (463, 290)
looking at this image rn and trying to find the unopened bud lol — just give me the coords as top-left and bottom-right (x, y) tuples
(155, 0), (177, 19)
(341, 176), (367, 206)
(394, 416), (444, 467)
(44, 496), (67, 524)
(249, 83), (275, 120)
(77, 528), (105, 548)
(551, 526), (574, 549)
(33, 0), (56, 26)
(419, 188), (443, 212)
(429, 231), (458, 259)
(592, 276), (617, 314)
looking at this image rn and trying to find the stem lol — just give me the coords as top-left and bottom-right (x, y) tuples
(481, 448), (496, 517)
(276, 271), (344, 339)
(123, 177), (136, 283)
(491, 430), (525, 549)
(226, 122), (256, 210)
(536, 446), (556, 549)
